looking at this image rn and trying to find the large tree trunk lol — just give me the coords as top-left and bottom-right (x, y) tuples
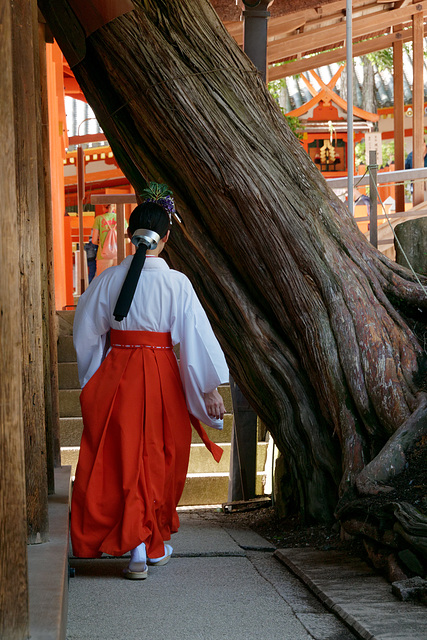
(39, 1), (427, 534)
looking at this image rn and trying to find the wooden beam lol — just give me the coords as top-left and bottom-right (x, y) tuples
(286, 88), (330, 117)
(0, 0), (29, 636)
(267, 0), (427, 62)
(268, 23), (427, 79)
(393, 25), (405, 213)
(412, 8), (425, 205)
(299, 65), (344, 98)
(12, 0), (49, 544)
(290, 67), (379, 121)
(227, 14), (308, 46)
(38, 21), (61, 472)
(91, 194), (137, 204)
(68, 133), (107, 146)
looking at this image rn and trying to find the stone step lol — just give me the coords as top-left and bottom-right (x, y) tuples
(59, 384), (233, 417)
(61, 447), (267, 506)
(57, 335), (76, 363)
(57, 309), (75, 336)
(61, 441), (268, 477)
(60, 414), (234, 447)
(179, 472), (267, 506)
(58, 362), (79, 389)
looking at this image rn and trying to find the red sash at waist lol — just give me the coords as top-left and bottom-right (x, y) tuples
(110, 329), (172, 349)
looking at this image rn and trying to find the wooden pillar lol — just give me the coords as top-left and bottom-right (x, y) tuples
(40, 22), (61, 468)
(393, 28), (405, 213)
(117, 203), (126, 263)
(412, 8), (424, 206)
(37, 18), (61, 490)
(0, 0), (29, 636)
(232, 0), (271, 502)
(77, 145), (87, 294)
(12, 0), (49, 543)
(242, 0), (272, 84)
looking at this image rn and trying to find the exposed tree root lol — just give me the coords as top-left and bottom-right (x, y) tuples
(355, 393), (427, 495)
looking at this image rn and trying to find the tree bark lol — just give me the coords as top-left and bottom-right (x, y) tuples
(39, 0), (427, 523)
(361, 56), (377, 115)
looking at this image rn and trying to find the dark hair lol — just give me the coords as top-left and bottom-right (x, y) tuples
(114, 202), (170, 322)
(128, 202), (170, 238)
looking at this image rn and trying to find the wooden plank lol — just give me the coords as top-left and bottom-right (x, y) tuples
(267, 0), (427, 62)
(12, 0), (49, 544)
(269, 23), (427, 79)
(0, 0), (30, 637)
(412, 9), (425, 205)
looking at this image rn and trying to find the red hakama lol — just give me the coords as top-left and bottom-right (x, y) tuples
(71, 329), (222, 559)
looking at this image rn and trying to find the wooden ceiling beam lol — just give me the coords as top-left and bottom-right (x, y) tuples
(267, 0), (427, 61)
(268, 22), (427, 79)
(226, 14), (309, 46)
(224, 1), (381, 45)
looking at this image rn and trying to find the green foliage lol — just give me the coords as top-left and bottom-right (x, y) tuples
(365, 41), (427, 71)
(381, 141), (395, 167)
(268, 80), (304, 139)
(365, 48), (393, 72)
(355, 141), (366, 167)
(285, 116), (304, 140)
(268, 77), (286, 102)
(355, 140), (395, 168)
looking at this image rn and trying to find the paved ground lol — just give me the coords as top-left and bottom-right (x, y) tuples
(276, 548), (427, 640)
(67, 510), (425, 640)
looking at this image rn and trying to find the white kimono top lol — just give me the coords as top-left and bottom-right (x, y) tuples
(73, 255), (229, 429)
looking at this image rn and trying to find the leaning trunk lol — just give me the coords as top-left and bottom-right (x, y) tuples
(39, 1), (427, 531)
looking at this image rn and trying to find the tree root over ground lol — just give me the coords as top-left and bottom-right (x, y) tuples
(355, 393), (427, 496)
(336, 432), (427, 584)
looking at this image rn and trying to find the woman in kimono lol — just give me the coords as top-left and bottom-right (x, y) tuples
(71, 186), (228, 579)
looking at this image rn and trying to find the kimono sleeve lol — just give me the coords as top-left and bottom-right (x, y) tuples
(178, 285), (229, 429)
(73, 280), (112, 388)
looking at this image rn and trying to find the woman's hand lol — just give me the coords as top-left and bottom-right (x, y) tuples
(203, 388), (225, 420)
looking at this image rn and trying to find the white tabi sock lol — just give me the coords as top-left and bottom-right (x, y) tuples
(148, 543), (173, 564)
(129, 541), (147, 570)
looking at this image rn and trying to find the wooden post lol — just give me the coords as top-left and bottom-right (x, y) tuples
(412, 9), (424, 206)
(33, 10), (54, 494)
(369, 150), (378, 249)
(393, 28), (405, 213)
(242, 0), (272, 84)
(12, 0), (49, 543)
(117, 203), (126, 263)
(77, 145), (87, 294)
(0, 0), (29, 636)
(37, 19), (61, 486)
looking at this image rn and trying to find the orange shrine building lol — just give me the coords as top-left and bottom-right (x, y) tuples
(49, 49), (425, 309)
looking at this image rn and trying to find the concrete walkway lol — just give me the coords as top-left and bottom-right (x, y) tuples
(67, 510), (358, 640)
(67, 509), (427, 640)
